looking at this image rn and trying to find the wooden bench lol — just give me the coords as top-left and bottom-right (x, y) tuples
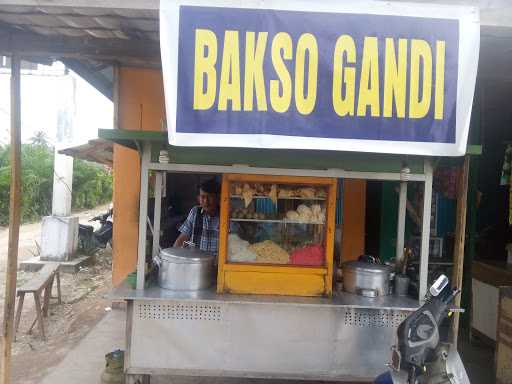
(14, 263), (62, 341)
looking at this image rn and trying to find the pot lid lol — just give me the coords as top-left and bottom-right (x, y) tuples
(343, 260), (392, 274)
(160, 247), (215, 263)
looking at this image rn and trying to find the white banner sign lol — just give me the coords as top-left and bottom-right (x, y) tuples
(161, 0), (480, 156)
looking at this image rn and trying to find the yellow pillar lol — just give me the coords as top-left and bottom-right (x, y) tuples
(112, 68), (165, 286)
(341, 180), (366, 261)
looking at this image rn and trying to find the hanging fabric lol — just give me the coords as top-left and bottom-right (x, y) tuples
(434, 166), (459, 200)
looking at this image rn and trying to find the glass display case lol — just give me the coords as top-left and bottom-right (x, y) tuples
(217, 174), (337, 297)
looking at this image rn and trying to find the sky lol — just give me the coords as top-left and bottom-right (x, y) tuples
(0, 61), (113, 147)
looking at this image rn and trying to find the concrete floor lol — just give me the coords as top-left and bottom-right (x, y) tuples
(459, 334), (496, 384)
(38, 309), (126, 384)
(36, 308), (494, 384)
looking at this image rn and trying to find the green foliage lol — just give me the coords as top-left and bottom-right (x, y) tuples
(0, 143), (112, 226)
(72, 158), (112, 210)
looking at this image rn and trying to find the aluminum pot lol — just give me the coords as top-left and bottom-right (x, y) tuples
(155, 247), (215, 290)
(342, 261), (392, 297)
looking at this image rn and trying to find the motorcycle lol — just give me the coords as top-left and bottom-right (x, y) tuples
(375, 274), (470, 384)
(78, 207), (113, 255)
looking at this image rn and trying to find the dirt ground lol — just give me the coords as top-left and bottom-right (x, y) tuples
(0, 205), (114, 384)
(0, 204), (110, 277)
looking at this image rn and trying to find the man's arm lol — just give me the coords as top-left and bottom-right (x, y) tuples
(174, 207), (196, 247)
(173, 233), (190, 248)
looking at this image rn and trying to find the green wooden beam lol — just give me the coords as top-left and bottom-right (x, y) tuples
(467, 145), (483, 155)
(99, 128), (425, 174)
(99, 129), (166, 150)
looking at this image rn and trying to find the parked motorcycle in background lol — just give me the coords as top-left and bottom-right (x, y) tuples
(375, 274), (470, 384)
(78, 206), (113, 255)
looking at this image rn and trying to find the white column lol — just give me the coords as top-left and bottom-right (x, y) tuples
(52, 73), (75, 216)
(137, 142), (151, 290)
(396, 181), (408, 264)
(419, 160), (434, 300)
(40, 73), (78, 261)
(52, 146), (73, 216)
(152, 171), (163, 259)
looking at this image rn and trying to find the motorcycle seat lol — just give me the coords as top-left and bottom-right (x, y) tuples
(79, 224), (94, 233)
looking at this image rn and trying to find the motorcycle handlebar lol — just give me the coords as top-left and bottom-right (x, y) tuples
(89, 211), (112, 223)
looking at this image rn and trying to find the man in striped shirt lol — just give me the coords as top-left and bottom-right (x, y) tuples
(174, 179), (221, 255)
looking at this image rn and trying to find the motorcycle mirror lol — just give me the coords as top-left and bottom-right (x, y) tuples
(430, 274), (449, 297)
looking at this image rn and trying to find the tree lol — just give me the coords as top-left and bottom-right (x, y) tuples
(29, 131), (50, 147)
(0, 143), (112, 226)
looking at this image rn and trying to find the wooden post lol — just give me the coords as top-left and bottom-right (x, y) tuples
(450, 156), (470, 346)
(112, 64), (119, 130)
(1, 55), (22, 384)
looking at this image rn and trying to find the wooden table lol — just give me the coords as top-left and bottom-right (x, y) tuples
(14, 264), (61, 341)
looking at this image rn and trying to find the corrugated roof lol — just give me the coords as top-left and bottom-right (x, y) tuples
(0, 3), (160, 72)
(59, 138), (113, 167)
(0, 5), (158, 42)
(0, 3), (160, 97)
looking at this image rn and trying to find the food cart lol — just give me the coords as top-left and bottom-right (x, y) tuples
(108, 1), (479, 382)
(109, 135), (428, 382)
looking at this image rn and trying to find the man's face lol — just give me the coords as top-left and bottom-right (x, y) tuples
(198, 189), (219, 215)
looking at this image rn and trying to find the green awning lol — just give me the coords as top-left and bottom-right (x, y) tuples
(98, 128), (481, 174)
(98, 129), (427, 174)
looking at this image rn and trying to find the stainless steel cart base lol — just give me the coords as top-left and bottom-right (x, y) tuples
(114, 285), (418, 382)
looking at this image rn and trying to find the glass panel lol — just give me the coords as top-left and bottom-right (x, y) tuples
(227, 182), (327, 266)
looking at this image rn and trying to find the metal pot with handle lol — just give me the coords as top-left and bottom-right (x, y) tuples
(342, 260), (392, 297)
(154, 247), (215, 290)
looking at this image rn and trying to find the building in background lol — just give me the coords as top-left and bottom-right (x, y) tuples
(0, 56), (113, 147)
